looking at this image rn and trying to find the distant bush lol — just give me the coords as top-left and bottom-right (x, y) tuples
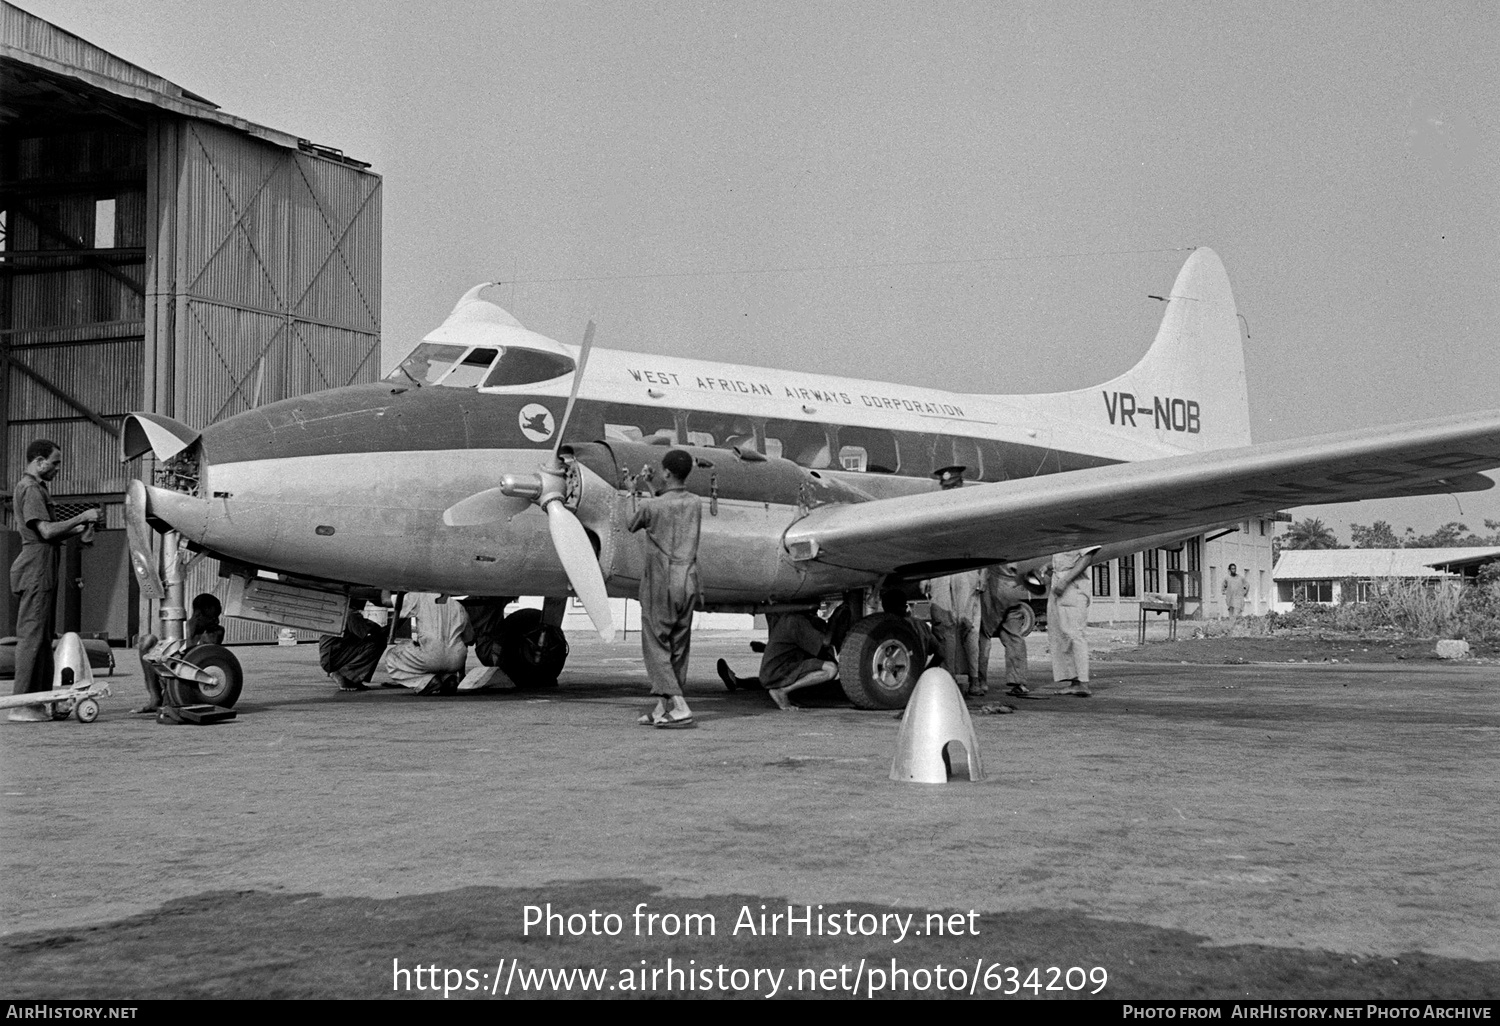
(1266, 604), (1339, 632)
(1264, 578), (1499, 645)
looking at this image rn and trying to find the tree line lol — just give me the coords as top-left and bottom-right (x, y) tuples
(1279, 518), (1500, 553)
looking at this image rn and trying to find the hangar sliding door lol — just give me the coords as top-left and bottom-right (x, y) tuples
(145, 119), (381, 642)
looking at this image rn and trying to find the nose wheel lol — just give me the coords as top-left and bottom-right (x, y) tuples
(161, 644), (244, 708)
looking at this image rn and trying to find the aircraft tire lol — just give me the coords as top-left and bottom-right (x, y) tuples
(498, 609), (569, 689)
(838, 613), (926, 710)
(165, 644), (244, 708)
(1012, 601), (1037, 638)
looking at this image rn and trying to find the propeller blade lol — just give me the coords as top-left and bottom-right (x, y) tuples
(442, 488), (535, 527)
(544, 500), (615, 641)
(552, 319), (596, 460)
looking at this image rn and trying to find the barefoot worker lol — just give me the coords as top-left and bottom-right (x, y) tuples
(628, 449), (700, 729)
(757, 608), (838, 711)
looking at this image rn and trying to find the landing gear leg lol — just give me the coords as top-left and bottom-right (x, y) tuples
(143, 529), (243, 711)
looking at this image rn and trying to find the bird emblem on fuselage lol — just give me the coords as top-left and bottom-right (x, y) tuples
(518, 403), (555, 443)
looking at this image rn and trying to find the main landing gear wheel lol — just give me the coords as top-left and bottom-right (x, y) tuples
(498, 608), (569, 689)
(1012, 601), (1037, 637)
(838, 613), (927, 710)
(163, 644), (244, 708)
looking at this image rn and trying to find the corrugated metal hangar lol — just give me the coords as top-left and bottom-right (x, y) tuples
(1, 2), (382, 642)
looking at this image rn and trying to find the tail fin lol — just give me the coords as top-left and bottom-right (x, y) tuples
(1045, 247), (1252, 455)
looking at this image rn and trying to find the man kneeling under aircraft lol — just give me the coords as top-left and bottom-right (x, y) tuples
(717, 608), (838, 711)
(320, 600), (388, 692)
(381, 592), (473, 695)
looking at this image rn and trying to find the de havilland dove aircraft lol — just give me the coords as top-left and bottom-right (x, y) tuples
(120, 248), (1500, 709)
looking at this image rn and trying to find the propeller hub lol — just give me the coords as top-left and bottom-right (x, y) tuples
(498, 473), (543, 501)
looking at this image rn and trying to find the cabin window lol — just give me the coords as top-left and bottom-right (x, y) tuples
(386, 343), (470, 387)
(681, 412), (760, 452)
(836, 426), (898, 473)
(482, 348), (575, 387)
(953, 437), (984, 480)
(764, 420), (833, 469)
(593, 401), (678, 445)
(974, 439), (1010, 481)
(926, 436), (955, 477)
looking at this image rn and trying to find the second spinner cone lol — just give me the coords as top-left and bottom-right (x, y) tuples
(52, 632), (96, 689)
(890, 667), (984, 783)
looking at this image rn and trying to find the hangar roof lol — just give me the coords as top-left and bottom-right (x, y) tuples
(1273, 547), (1500, 581)
(0, 1), (367, 165)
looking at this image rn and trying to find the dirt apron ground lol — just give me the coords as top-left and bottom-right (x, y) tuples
(2, 629), (1497, 999)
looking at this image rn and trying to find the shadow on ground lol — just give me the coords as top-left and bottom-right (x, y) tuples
(4, 880), (1497, 999)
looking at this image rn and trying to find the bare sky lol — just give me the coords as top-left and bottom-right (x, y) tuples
(19, 0), (1500, 536)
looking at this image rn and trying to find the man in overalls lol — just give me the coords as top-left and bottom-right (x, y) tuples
(629, 449), (700, 728)
(9, 440), (101, 722)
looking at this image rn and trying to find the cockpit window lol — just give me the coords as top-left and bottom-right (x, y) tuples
(386, 343), (467, 387)
(439, 347), (500, 388)
(482, 348), (575, 387)
(384, 343), (576, 389)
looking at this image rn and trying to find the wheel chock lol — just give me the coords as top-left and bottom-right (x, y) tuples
(157, 704), (237, 725)
(890, 668), (985, 783)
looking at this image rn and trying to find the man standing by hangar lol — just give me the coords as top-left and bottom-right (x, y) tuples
(9, 440), (102, 722)
(629, 449), (700, 729)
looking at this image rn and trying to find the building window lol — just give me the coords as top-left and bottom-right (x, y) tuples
(94, 198), (116, 249)
(1292, 580), (1334, 603)
(1091, 562), (1112, 597)
(1143, 548), (1160, 593)
(1185, 538), (1201, 600)
(1118, 554), (1137, 598)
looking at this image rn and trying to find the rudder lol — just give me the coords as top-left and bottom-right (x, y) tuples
(1041, 248), (1252, 455)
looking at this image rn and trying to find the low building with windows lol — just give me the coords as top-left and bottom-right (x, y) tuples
(1271, 547), (1500, 610)
(1084, 517), (1279, 623)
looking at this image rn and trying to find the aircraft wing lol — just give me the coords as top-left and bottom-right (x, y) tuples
(784, 409), (1500, 575)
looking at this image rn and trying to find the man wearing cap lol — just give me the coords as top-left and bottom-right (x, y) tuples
(925, 465), (987, 696)
(9, 440), (102, 722)
(979, 562), (1037, 698)
(1048, 548), (1094, 697)
(628, 449), (700, 728)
